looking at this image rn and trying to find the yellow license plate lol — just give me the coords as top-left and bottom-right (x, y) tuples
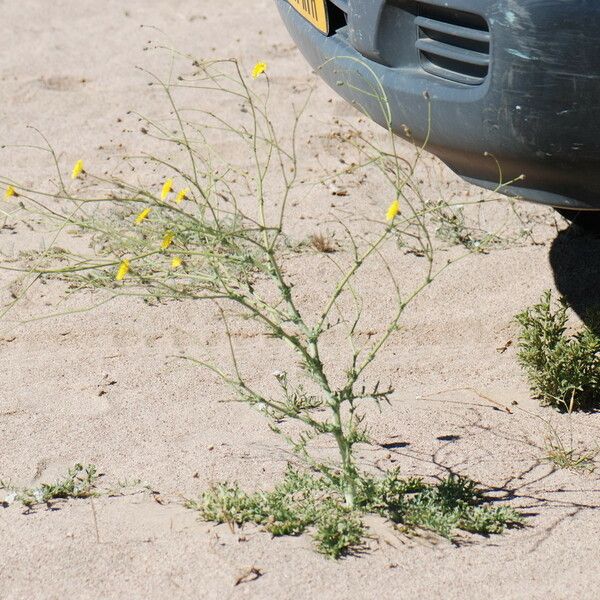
(288, 0), (329, 35)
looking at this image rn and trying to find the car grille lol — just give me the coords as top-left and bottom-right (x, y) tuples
(415, 4), (490, 85)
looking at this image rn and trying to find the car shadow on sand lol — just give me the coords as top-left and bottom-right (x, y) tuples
(549, 227), (600, 333)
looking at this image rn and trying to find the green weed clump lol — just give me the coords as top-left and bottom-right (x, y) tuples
(1, 464), (99, 508)
(516, 291), (600, 411)
(545, 438), (596, 472)
(187, 467), (522, 558)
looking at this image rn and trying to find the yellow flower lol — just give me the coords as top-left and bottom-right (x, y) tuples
(71, 160), (84, 180)
(161, 230), (174, 250)
(134, 207), (152, 224)
(4, 185), (16, 200)
(171, 256), (183, 269)
(252, 62), (267, 79)
(386, 200), (400, 222)
(161, 178), (173, 200)
(175, 188), (189, 204)
(115, 259), (130, 281)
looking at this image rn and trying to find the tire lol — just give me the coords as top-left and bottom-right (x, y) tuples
(555, 209), (600, 235)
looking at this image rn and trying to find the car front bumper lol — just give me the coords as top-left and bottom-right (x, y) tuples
(275, 0), (600, 210)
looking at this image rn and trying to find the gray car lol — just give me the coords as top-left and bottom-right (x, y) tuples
(276, 0), (600, 230)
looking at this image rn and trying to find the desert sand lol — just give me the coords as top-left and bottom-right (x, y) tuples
(1, 1), (599, 599)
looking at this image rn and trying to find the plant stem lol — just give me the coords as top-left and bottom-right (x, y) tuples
(330, 398), (357, 507)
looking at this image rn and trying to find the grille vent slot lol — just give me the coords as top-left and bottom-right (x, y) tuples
(415, 4), (490, 85)
(328, 0), (348, 32)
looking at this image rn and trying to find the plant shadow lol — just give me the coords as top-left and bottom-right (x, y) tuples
(368, 394), (600, 549)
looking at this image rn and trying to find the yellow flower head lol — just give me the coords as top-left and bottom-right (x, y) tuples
(171, 256), (183, 269)
(161, 178), (173, 200)
(115, 259), (130, 281)
(175, 188), (189, 204)
(4, 185), (16, 200)
(252, 62), (267, 79)
(134, 207), (152, 224)
(386, 200), (400, 222)
(71, 160), (84, 180)
(161, 230), (174, 250)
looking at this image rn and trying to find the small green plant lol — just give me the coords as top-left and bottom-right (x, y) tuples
(516, 291), (600, 410)
(1, 464), (99, 508)
(187, 467), (522, 558)
(543, 424), (597, 472)
(312, 501), (364, 559)
(545, 440), (596, 473)
(428, 199), (501, 252)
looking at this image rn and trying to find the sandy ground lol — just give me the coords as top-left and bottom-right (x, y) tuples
(1, 1), (600, 598)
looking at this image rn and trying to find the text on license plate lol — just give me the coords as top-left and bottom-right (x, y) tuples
(288, 0), (329, 35)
